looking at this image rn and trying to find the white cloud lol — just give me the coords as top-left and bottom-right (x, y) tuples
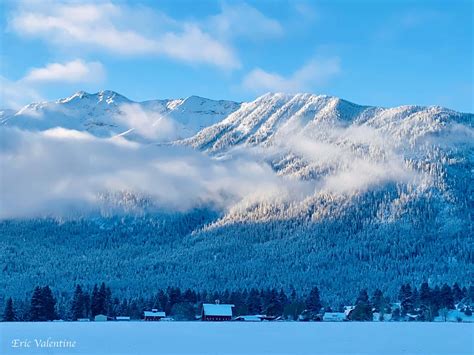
(0, 126), (300, 218)
(270, 120), (423, 196)
(9, 1), (240, 69)
(156, 25), (239, 68)
(0, 59), (105, 109)
(0, 76), (42, 109)
(242, 57), (341, 94)
(208, 2), (283, 39)
(116, 103), (178, 141)
(23, 59), (105, 83)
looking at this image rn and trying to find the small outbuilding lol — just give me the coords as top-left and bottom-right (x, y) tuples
(234, 315), (264, 322)
(323, 312), (346, 322)
(202, 302), (234, 321)
(94, 314), (108, 322)
(115, 316), (131, 321)
(144, 309), (166, 321)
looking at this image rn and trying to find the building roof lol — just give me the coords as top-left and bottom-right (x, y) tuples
(202, 303), (234, 316)
(144, 311), (166, 317)
(323, 312), (346, 321)
(234, 315), (263, 321)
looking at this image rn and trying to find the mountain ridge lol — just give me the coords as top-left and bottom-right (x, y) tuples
(0, 90), (472, 302)
(1, 90), (242, 142)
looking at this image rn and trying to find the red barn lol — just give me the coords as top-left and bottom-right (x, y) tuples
(201, 302), (234, 321)
(144, 309), (166, 321)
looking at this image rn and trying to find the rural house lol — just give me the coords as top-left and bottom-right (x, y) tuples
(201, 302), (234, 321)
(144, 309), (166, 321)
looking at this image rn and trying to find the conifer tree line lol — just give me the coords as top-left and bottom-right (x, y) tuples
(2, 213), (472, 307)
(2, 281), (473, 322)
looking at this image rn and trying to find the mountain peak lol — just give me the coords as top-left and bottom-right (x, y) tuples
(96, 90), (127, 102)
(58, 90), (91, 103)
(57, 90), (130, 105)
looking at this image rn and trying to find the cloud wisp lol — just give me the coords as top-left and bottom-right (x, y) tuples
(0, 59), (106, 109)
(23, 59), (105, 84)
(0, 126), (302, 219)
(208, 2), (283, 40)
(115, 103), (179, 141)
(242, 57), (341, 94)
(267, 119), (426, 195)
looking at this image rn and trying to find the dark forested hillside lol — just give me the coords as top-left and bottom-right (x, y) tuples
(1, 194), (471, 306)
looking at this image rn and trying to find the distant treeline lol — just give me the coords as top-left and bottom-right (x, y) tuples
(2, 209), (472, 308)
(2, 282), (473, 322)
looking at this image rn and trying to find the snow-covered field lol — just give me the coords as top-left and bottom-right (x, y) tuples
(0, 322), (472, 355)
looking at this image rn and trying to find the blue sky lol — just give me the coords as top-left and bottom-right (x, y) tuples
(1, 0), (472, 111)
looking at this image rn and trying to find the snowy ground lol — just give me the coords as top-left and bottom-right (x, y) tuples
(0, 322), (472, 355)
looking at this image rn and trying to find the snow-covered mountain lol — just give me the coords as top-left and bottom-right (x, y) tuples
(1, 91), (472, 302)
(182, 93), (473, 226)
(1, 90), (241, 141)
(187, 92), (471, 154)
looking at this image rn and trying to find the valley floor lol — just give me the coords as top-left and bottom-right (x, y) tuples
(0, 322), (472, 355)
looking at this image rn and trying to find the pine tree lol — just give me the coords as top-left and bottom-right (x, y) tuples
(431, 285), (441, 313)
(183, 289), (196, 304)
(351, 289), (372, 321)
(119, 298), (129, 316)
(30, 286), (43, 321)
(419, 282), (433, 321)
(306, 287), (322, 315)
(105, 286), (113, 316)
(439, 284), (454, 310)
(412, 287), (419, 309)
(419, 282), (431, 306)
(91, 284), (107, 316)
(83, 292), (91, 319)
(168, 287), (182, 310)
(278, 289), (288, 310)
(371, 289), (384, 312)
(41, 286), (56, 321)
(98, 282), (107, 315)
(71, 285), (84, 320)
(157, 290), (168, 312)
(3, 297), (15, 322)
(290, 287), (297, 303)
(452, 283), (464, 303)
(399, 284), (414, 315)
(91, 284), (99, 316)
(265, 289), (282, 316)
(247, 288), (261, 314)
(29, 285), (56, 321)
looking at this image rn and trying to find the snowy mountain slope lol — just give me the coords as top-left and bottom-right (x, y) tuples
(1, 90), (241, 141)
(182, 93), (473, 229)
(186, 93), (471, 153)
